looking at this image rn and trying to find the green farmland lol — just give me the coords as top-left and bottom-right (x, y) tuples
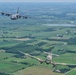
(0, 24), (76, 75)
(0, 2), (76, 75)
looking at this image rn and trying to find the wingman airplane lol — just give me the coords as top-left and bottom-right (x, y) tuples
(19, 51), (76, 73)
(0, 7), (29, 20)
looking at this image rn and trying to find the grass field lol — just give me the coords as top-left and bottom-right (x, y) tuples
(53, 53), (76, 64)
(0, 51), (15, 61)
(0, 61), (27, 73)
(14, 66), (63, 75)
(65, 68), (76, 75)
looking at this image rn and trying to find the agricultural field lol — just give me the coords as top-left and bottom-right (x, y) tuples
(14, 66), (63, 75)
(0, 24), (76, 75)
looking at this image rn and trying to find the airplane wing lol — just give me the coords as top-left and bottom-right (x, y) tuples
(22, 16), (28, 19)
(0, 12), (12, 16)
(18, 15), (29, 19)
(49, 62), (76, 68)
(51, 62), (76, 66)
(19, 51), (45, 63)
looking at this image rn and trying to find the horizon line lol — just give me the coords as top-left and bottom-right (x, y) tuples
(0, 1), (76, 2)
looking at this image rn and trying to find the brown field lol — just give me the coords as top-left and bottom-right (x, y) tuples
(14, 38), (31, 41)
(0, 50), (6, 52)
(14, 66), (63, 75)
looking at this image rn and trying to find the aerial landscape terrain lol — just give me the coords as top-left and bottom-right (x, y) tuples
(0, 2), (76, 75)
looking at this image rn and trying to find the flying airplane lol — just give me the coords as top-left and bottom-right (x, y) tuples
(0, 7), (29, 20)
(19, 51), (76, 73)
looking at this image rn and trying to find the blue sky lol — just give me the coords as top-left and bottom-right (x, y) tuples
(0, 0), (76, 2)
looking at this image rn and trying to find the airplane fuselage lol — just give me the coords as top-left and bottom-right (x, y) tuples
(10, 14), (20, 20)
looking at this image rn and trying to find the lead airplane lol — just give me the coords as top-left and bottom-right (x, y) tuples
(0, 7), (29, 20)
(19, 51), (76, 73)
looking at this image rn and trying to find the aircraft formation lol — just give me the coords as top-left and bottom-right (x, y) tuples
(0, 7), (76, 74)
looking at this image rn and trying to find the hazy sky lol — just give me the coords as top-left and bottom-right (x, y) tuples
(0, 0), (76, 2)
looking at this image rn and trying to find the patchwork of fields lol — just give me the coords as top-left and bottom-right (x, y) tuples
(0, 24), (76, 75)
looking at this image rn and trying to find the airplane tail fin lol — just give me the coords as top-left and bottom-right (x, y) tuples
(17, 7), (19, 14)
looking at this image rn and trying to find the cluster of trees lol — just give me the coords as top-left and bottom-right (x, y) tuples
(47, 37), (76, 45)
(68, 65), (76, 68)
(43, 28), (56, 32)
(58, 49), (76, 54)
(0, 72), (10, 75)
(68, 37), (76, 45)
(59, 65), (76, 73)
(2, 40), (48, 56)
(1, 39), (54, 59)
(59, 68), (70, 73)
(36, 42), (47, 46)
